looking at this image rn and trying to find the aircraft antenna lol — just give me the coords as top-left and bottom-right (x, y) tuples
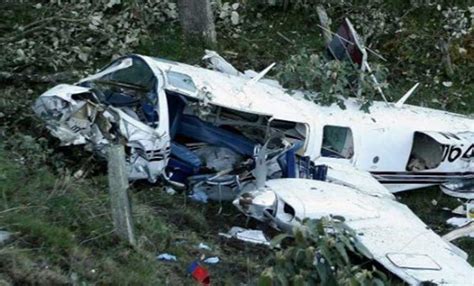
(395, 83), (420, 108)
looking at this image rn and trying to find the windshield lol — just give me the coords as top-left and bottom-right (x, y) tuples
(98, 57), (156, 90)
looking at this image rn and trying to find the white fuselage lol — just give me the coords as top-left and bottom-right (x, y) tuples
(145, 55), (474, 193)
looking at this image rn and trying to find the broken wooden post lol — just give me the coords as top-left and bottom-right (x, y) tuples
(107, 144), (136, 246)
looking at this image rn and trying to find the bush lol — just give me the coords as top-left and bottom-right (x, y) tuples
(276, 49), (388, 112)
(259, 218), (388, 285)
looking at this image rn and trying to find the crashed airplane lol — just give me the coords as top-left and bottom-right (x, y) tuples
(33, 21), (473, 285)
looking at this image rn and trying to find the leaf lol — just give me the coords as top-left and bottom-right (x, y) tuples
(270, 233), (290, 248)
(78, 52), (88, 63)
(275, 271), (289, 285)
(259, 268), (274, 286)
(352, 239), (373, 259)
(334, 241), (349, 264)
(16, 49), (25, 59)
(231, 11), (240, 25)
(293, 274), (305, 286)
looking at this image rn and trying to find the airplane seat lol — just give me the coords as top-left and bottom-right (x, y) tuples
(103, 90), (141, 107)
(277, 141), (328, 180)
(277, 141), (304, 178)
(177, 115), (256, 156)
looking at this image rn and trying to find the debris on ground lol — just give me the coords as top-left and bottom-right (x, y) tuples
(0, 230), (12, 246)
(447, 217), (474, 228)
(203, 256), (220, 264)
(444, 219), (474, 241)
(197, 242), (212, 251)
(165, 186), (177, 195)
(452, 203), (467, 215)
(189, 190), (209, 203)
(219, 227), (270, 246)
(187, 260), (210, 285)
(156, 253), (177, 262)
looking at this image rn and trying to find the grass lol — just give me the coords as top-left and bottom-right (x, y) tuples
(0, 144), (270, 285)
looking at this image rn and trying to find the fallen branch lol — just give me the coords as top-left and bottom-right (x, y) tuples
(277, 32), (293, 44)
(0, 71), (76, 85)
(0, 17), (87, 43)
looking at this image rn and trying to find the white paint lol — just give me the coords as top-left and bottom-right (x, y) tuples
(236, 179), (474, 285)
(143, 54), (473, 195)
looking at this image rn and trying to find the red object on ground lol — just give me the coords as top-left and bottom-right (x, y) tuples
(187, 261), (210, 285)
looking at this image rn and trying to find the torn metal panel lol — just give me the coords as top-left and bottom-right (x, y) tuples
(235, 179), (474, 285)
(33, 84), (102, 146)
(202, 50), (240, 76)
(441, 180), (474, 199)
(33, 73), (168, 182)
(218, 227), (270, 246)
(202, 50), (282, 88)
(443, 220), (474, 241)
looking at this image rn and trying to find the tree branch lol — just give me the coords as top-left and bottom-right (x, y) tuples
(0, 71), (75, 85)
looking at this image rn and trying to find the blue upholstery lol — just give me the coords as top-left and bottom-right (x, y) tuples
(177, 115), (255, 156)
(166, 92), (187, 139)
(167, 157), (199, 183)
(278, 141), (304, 178)
(170, 142), (201, 169)
(141, 102), (158, 123)
(104, 90), (140, 107)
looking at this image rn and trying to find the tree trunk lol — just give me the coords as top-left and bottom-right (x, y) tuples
(439, 39), (454, 78)
(177, 0), (216, 45)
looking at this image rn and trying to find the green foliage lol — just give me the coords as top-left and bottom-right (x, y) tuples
(260, 0), (473, 113)
(0, 0), (179, 74)
(260, 218), (388, 285)
(3, 135), (54, 171)
(276, 49), (388, 112)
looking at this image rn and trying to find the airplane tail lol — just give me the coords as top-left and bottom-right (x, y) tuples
(326, 18), (388, 102)
(326, 18), (366, 68)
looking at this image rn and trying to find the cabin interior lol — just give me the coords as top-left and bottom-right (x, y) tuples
(80, 56), (327, 198)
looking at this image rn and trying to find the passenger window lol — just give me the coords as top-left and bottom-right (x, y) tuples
(406, 132), (443, 171)
(166, 71), (197, 93)
(321, 125), (354, 159)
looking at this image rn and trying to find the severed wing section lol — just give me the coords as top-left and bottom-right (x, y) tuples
(235, 170), (474, 284)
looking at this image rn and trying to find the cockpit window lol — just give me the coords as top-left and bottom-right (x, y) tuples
(85, 57), (159, 127)
(99, 57), (156, 91)
(321, 125), (354, 159)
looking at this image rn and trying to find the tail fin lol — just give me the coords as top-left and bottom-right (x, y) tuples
(327, 18), (366, 68)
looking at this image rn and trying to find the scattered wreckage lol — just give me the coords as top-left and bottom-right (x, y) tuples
(33, 22), (473, 285)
